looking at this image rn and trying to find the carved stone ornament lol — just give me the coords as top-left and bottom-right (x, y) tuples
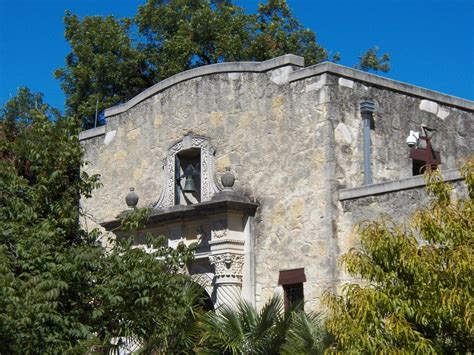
(221, 167), (235, 190)
(209, 253), (244, 281)
(211, 219), (228, 239)
(152, 134), (221, 210)
(191, 273), (214, 297)
(125, 187), (139, 208)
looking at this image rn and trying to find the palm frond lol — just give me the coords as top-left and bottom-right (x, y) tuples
(282, 311), (326, 355)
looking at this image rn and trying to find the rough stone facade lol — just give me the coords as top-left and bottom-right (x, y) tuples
(80, 55), (474, 311)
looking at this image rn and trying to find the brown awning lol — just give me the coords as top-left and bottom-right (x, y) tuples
(278, 268), (306, 285)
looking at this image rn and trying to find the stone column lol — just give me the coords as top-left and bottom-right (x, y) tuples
(209, 252), (244, 310)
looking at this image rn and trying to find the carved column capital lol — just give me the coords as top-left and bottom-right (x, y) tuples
(209, 253), (244, 284)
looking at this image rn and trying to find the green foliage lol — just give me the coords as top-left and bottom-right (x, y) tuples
(281, 312), (328, 355)
(57, 0), (331, 128)
(249, 0), (326, 65)
(355, 46), (390, 73)
(136, 0), (253, 80)
(82, 235), (200, 353)
(198, 296), (327, 354)
(324, 160), (474, 353)
(0, 88), (205, 353)
(0, 87), (62, 140)
(0, 87), (100, 353)
(54, 12), (151, 129)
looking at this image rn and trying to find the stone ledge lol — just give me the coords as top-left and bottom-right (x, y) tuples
(339, 169), (462, 201)
(79, 125), (105, 141)
(104, 54), (304, 117)
(101, 198), (259, 231)
(289, 62), (474, 111)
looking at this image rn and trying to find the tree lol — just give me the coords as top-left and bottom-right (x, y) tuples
(54, 12), (151, 129)
(135, 0), (253, 81)
(249, 0), (327, 65)
(57, 0), (334, 128)
(324, 162), (474, 353)
(281, 312), (329, 355)
(0, 88), (204, 353)
(355, 46), (390, 73)
(198, 296), (328, 354)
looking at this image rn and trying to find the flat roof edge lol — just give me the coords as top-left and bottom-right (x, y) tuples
(289, 62), (474, 111)
(104, 54), (304, 117)
(79, 125), (105, 141)
(339, 169), (463, 201)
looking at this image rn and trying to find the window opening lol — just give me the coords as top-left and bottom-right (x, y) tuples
(283, 283), (304, 310)
(278, 268), (306, 310)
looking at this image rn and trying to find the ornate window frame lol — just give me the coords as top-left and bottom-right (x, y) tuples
(153, 134), (221, 210)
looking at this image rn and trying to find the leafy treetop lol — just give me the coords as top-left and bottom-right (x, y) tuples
(56, 0), (389, 129)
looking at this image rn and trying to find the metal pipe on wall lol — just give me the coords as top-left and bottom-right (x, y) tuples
(360, 101), (375, 185)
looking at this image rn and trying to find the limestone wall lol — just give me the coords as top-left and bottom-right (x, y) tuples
(322, 72), (473, 189)
(336, 177), (468, 286)
(80, 55), (473, 311)
(81, 58), (336, 310)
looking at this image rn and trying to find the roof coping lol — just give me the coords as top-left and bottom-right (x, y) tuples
(289, 62), (474, 111)
(95, 54), (473, 120)
(104, 54), (304, 117)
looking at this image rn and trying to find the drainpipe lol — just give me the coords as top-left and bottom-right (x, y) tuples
(360, 101), (375, 185)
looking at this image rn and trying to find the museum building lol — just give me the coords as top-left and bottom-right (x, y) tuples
(79, 55), (474, 311)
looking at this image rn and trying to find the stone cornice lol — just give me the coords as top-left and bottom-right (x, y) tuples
(209, 239), (245, 246)
(101, 198), (258, 231)
(289, 62), (474, 111)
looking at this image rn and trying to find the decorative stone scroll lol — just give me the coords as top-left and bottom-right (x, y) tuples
(152, 134), (221, 210)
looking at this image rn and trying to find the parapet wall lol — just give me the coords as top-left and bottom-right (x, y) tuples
(336, 171), (468, 285)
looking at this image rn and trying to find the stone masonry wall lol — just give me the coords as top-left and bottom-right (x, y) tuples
(81, 57), (473, 311)
(324, 73), (473, 189)
(81, 63), (336, 310)
(336, 179), (468, 285)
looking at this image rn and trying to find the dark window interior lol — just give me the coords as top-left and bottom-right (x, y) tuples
(412, 159), (438, 176)
(412, 159), (426, 176)
(283, 283), (304, 310)
(278, 268), (306, 311)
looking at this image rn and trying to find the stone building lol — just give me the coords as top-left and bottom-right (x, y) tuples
(79, 54), (473, 311)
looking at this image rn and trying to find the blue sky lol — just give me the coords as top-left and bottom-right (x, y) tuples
(1, 0), (473, 112)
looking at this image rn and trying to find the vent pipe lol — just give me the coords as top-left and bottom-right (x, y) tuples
(360, 101), (375, 185)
